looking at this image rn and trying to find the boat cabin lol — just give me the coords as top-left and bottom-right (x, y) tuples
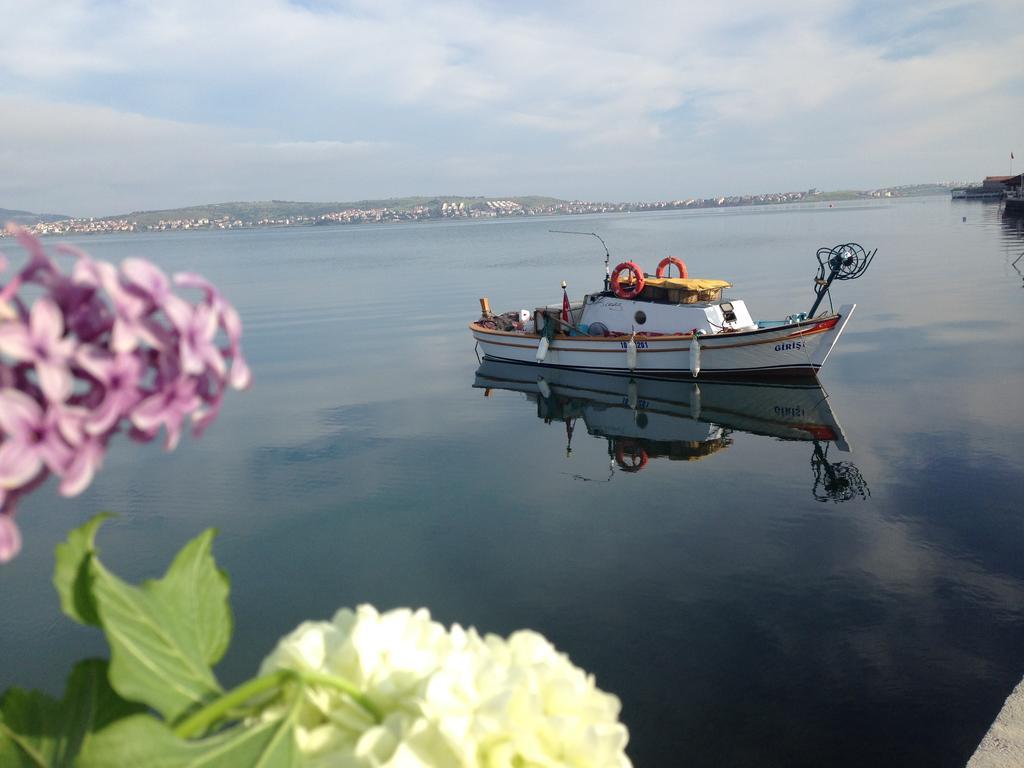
(533, 277), (756, 337)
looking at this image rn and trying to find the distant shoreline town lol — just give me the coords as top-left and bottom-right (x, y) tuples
(2, 183), (958, 238)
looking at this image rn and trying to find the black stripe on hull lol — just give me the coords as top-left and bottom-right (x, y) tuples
(481, 354), (821, 383)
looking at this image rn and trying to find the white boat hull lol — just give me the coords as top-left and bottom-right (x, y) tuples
(471, 304), (856, 380)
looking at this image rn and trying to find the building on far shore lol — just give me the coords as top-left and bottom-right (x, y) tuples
(952, 174), (1022, 199)
(1003, 175), (1024, 216)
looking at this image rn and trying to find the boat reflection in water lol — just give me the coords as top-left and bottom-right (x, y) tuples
(473, 360), (868, 501)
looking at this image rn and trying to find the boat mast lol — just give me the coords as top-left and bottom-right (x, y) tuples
(550, 230), (612, 291)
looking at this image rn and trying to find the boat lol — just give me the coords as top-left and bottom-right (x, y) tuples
(472, 360), (868, 499)
(950, 186), (1005, 200)
(1005, 180), (1024, 216)
(952, 175), (1022, 201)
(470, 238), (876, 380)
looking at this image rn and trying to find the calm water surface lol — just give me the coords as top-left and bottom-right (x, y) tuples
(2, 197), (1023, 767)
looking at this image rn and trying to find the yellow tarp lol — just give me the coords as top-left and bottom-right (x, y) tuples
(641, 277), (732, 290)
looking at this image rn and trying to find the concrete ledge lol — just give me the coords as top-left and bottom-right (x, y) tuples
(967, 676), (1024, 768)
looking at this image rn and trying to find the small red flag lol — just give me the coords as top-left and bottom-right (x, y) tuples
(562, 288), (570, 323)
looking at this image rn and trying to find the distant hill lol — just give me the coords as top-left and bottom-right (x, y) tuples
(4, 184), (957, 238)
(0, 207), (73, 225)
(107, 197), (565, 226)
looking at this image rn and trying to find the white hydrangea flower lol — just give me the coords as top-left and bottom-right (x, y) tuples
(258, 605), (631, 767)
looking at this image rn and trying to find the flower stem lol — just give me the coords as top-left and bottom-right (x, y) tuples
(173, 668), (383, 739)
(298, 670), (383, 722)
(174, 670), (289, 738)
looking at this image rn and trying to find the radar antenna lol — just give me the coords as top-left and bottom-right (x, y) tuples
(550, 230), (612, 291)
(808, 242), (877, 317)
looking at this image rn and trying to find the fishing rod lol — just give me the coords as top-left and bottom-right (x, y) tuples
(550, 230), (612, 290)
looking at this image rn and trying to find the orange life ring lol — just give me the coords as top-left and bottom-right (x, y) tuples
(611, 261), (645, 299)
(656, 256), (688, 279)
(615, 442), (648, 472)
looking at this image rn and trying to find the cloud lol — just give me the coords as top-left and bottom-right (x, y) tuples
(0, 0), (1022, 212)
(0, 97), (391, 214)
(254, 139), (384, 159)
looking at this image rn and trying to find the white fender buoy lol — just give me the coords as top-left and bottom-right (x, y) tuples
(626, 335), (638, 370)
(627, 379), (638, 409)
(536, 336), (550, 362)
(689, 383), (701, 420)
(537, 376), (551, 399)
(689, 336), (701, 378)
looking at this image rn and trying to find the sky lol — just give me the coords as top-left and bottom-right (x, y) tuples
(1, 0), (1022, 217)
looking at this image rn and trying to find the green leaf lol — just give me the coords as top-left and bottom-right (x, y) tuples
(52, 514), (112, 626)
(78, 705), (302, 768)
(0, 659), (144, 767)
(90, 529), (232, 723)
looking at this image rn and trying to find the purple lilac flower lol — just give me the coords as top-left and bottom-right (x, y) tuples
(75, 348), (143, 435)
(121, 258), (174, 305)
(131, 374), (201, 451)
(174, 272), (250, 390)
(164, 297), (226, 378)
(0, 298), (76, 402)
(0, 225), (249, 560)
(0, 512), (20, 563)
(0, 388), (74, 490)
(60, 434), (106, 498)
